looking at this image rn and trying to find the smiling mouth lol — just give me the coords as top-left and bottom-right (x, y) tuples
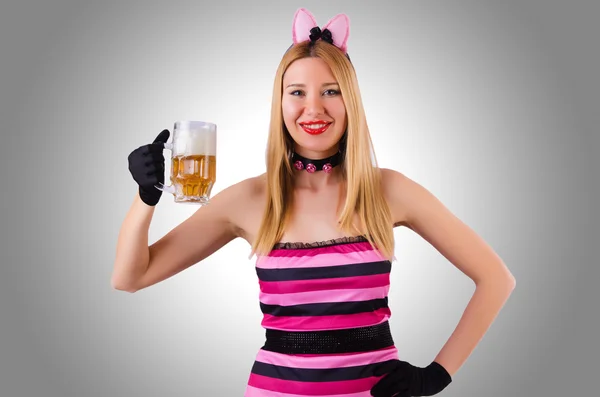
(299, 122), (332, 135)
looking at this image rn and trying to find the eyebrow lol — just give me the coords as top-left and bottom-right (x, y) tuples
(285, 82), (339, 88)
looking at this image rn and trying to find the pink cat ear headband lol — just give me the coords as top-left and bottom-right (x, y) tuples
(288, 8), (351, 61)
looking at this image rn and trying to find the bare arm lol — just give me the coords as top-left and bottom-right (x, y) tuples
(111, 193), (156, 291)
(111, 179), (248, 293)
(383, 169), (516, 376)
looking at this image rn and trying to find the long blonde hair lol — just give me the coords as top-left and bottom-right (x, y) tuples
(250, 40), (395, 260)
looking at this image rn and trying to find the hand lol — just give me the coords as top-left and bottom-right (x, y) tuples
(127, 129), (170, 206)
(370, 360), (452, 397)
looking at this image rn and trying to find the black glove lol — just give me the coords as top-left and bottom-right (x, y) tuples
(370, 360), (452, 397)
(127, 129), (170, 206)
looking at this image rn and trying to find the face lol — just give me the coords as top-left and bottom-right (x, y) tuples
(282, 57), (347, 159)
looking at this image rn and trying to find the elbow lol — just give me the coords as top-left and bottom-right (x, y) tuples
(504, 271), (516, 290)
(497, 276), (516, 291)
(476, 274), (516, 291)
(110, 276), (138, 293)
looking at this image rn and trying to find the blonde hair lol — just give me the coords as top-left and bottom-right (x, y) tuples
(250, 40), (395, 260)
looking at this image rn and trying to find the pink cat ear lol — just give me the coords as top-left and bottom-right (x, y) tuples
(292, 8), (318, 45)
(322, 13), (350, 53)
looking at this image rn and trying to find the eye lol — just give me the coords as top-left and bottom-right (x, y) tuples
(287, 89), (340, 97)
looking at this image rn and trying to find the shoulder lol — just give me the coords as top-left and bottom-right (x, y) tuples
(212, 173), (267, 240)
(379, 167), (440, 229)
(215, 173), (266, 202)
(221, 173), (266, 197)
(379, 167), (412, 193)
(378, 168), (409, 227)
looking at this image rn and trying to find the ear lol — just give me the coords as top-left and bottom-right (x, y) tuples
(292, 8), (318, 44)
(322, 13), (350, 53)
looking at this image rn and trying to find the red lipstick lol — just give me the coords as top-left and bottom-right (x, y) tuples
(299, 120), (332, 135)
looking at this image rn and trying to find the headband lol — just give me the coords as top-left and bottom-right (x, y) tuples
(288, 8), (351, 61)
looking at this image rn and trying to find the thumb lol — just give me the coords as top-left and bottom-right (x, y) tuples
(152, 129), (170, 144)
(373, 360), (400, 377)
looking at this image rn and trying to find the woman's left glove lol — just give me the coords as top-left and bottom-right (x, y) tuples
(370, 360), (452, 397)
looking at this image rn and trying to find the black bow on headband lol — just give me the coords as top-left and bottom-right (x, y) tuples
(309, 27), (334, 45)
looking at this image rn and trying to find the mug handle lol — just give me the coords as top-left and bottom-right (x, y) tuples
(154, 142), (176, 195)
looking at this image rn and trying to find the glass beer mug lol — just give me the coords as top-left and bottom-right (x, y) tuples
(155, 121), (217, 205)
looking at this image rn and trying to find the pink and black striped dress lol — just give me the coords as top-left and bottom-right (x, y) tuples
(245, 235), (399, 396)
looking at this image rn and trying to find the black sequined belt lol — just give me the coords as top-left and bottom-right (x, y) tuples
(262, 321), (395, 354)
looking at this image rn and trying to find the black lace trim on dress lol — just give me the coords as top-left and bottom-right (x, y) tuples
(273, 235), (368, 250)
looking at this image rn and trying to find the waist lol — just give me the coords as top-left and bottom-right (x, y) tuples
(261, 321), (395, 354)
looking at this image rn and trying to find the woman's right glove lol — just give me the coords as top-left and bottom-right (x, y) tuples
(127, 129), (170, 206)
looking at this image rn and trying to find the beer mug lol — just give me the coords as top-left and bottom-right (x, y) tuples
(155, 121), (217, 205)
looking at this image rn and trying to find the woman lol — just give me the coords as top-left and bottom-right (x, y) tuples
(113, 8), (516, 397)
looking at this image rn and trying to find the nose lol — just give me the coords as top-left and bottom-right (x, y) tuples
(304, 92), (324, 117)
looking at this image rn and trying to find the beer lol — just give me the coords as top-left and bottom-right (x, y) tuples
(170, 154), (216, 198)
(155, 120), (217, 205)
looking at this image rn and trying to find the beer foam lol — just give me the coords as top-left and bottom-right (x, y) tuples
(173, 123), (217, 156)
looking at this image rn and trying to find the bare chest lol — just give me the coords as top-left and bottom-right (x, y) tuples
(279, 188), (356, 243)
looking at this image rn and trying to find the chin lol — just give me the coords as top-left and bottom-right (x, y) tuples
(292, 131), (344, 150)
(297, 139), (340, 155)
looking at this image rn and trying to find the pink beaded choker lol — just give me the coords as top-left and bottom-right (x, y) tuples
(291, 151), (342, 173)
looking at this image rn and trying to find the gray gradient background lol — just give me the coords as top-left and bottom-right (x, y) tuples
(1, 0), (598, 396)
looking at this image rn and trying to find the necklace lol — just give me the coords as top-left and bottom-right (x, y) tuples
(291, 151), (342, 173)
